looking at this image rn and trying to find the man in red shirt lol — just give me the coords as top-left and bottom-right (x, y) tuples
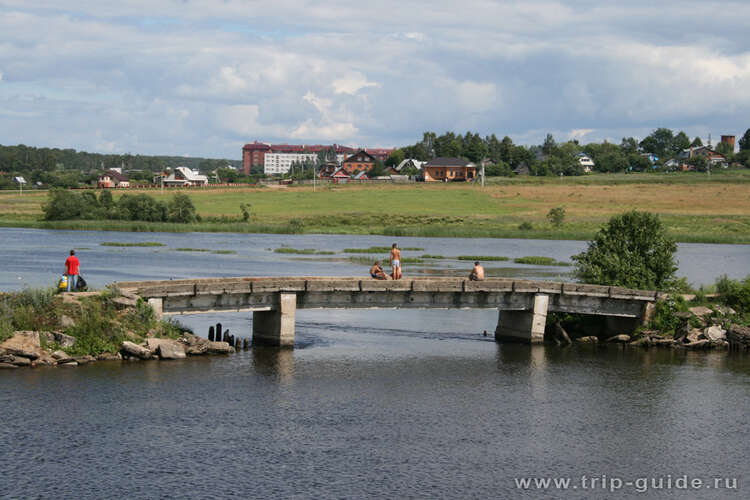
(64, 249), (80, 292)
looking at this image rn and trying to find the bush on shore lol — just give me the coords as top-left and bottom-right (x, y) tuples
(42, 189), (197, 223)
(573, 211), (678, 290)
(0, 287), (189, 355)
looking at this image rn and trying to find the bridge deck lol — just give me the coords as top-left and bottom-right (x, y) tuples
(117, 276), (660, 301)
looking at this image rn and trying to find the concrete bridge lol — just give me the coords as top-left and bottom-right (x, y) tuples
(116, 277), (661, 347)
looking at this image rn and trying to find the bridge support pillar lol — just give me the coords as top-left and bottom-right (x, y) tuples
(252, 293), (296, 347)
(147, 298), (163, 320)
(495, 294), (548, 344)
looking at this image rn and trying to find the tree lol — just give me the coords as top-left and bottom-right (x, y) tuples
(572, 211), (678, 290)
(547, 206), (565, 227)
(385, 149), (405, 167)
(542, 133), (557, 156)
(620, 137), (638, 153)
(738, 128), (750, 151)
(715, 141), (734, 158)
(42, 189), (83, 220)
(673, 131), (691, 152)
(167, 193), (197, 223)
(690, 136), (704, 147)
(687, 155), (709, 172)
(639, 128), (675, 157)
(369, 160), (387, 177)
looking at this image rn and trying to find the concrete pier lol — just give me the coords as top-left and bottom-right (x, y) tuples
(495, 294), (549, 343)
(252, 293), (296, 347)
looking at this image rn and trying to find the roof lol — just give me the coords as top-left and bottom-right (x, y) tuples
(343, 150), (377, 163)
(175, 166), (208, 183)
(242, 141), (271, 151)
(332, 168), (350, 178)
(101, 169), (129, 182)
(424, 157), (474, 167)
(352, 171), (368, 179)
(395, 159), (424, 171)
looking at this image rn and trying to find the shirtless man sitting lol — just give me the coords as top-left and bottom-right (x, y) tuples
(469, 261), (485, 281)
(370, 261), (389, 280)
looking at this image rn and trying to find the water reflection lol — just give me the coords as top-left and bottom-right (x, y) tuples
(251, 347), (296, 382)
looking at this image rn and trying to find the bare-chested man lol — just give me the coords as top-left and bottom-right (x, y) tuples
(389, 243), (402, 280)
(369, 261), (389, 280)
(469, 261), (484, 281)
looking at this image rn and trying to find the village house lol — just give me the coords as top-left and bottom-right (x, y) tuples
(342, 150), (377, 174)
(513, 162), (531, 176)
(155, 166), (209, 187)
(97, 169), (130, 188)
(388, 158), (424, 175)
(575, 153), (595, 173)
(330, 168), (351, 183)
(422, 158), (477, 182)
(318, 161), (339, 178)
(678, 146), (728, 168)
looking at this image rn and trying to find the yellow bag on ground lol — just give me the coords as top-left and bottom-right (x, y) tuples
(58, 275), (68, 291)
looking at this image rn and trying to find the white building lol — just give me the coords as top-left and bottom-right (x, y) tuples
(264, 152), (319, 175)
(575, 153), (595, 173)
(158, 166), (209, 186)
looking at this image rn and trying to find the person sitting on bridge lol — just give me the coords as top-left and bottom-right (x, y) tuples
(370, 261), (389, 280)
(469, 261), (484, 281)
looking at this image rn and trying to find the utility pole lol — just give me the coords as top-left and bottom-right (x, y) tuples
(481, 163), (485, 187)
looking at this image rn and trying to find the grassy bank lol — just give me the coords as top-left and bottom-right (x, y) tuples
(0, 287), (186, 355)
(2, 171), (750, 243)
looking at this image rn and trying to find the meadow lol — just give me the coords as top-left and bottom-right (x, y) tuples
(1, 169), (749, 243)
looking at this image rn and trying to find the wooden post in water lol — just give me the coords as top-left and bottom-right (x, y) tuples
(242, 338), (249, 350)
(208, 326), (215, 341)
(216, 323), (222, 341)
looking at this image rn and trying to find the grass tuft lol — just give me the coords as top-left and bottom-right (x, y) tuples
(513, 256), (571, 266)
(456, 255), (509, 261)
(101, 241), (165, 247)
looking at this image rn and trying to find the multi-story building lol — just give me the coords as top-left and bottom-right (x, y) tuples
(242, 141), (394, 175)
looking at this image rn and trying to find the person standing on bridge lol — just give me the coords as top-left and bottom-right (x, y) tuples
(389, 243), (402, 280)
(64, 249), (80, 292)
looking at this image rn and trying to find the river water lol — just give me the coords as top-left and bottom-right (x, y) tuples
(1, 228), (749, 498)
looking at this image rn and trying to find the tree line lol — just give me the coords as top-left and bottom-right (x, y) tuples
(386, 128), (750, 177)
(43, 189), (198, 223)
(0, 143), (240, 189)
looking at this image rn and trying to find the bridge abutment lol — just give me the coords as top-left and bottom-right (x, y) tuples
(252, 293), (296, 347)
(495, 294), (549, 344)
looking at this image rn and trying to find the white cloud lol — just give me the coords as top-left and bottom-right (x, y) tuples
(332, 73), (380, 95)
(0, 1), (749, 155)
(455, 81), (498, 112)
(569, 129), (595, 140)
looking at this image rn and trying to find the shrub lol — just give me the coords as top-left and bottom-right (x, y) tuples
(167, 193), (197, 223)
(716, 274), (750, 314)
(42, 189), (83, 220)
(518, 222), (533, 230)
(547, 206), (566, 227)
(118, 194), (168, 222)
(648, 295), (688, 336)
(572, 211), (677, 290)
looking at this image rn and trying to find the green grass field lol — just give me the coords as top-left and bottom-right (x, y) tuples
(1, 169), (750, 243)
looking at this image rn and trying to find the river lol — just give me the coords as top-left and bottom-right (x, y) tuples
(1, 228), (749, 498)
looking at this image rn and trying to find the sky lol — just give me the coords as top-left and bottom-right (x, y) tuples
(1, 1), (749, 159)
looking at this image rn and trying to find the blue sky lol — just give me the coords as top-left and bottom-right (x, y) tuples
(1, 0), (749, 159)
